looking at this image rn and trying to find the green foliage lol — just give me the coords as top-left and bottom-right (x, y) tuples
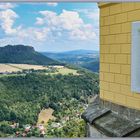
(81, 60), (99, 73)
(46, 98), (87, 138)
(46, 120), (86, 138)
(0, 70), (99, 137)
(0, 121), (14, 134)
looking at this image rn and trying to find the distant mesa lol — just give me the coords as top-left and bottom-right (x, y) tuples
(0, 45), (61, 65)
(0, 45), (34, 52)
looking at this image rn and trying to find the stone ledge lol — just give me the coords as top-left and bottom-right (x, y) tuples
(82, 95), (140, 137)
(100, 99), (140, 123)
(81, 106), (110, 124)
(94, 112), (140, 137)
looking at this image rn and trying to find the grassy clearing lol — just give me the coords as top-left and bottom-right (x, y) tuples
(37, 108), (55, 125)
(51, 67), (78, 75)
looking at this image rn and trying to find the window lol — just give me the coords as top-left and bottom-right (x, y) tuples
(131, 21), (140, 93)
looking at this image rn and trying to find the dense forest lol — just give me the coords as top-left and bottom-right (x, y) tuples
(0, 70), (99, 137)
(0, 45), (99, 137)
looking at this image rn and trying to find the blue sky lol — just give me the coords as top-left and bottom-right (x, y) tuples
(0, 2), (99, 52)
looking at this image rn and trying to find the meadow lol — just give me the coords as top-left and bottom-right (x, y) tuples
(0, 64), (48, 73)
(0, 64), (78, 76)
(37, 108), (55, 125)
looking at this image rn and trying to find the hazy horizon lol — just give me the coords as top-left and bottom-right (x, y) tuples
(40, 49), (99, 53)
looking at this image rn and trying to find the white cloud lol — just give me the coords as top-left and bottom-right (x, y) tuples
(0, 27), (50, 47)
(74, 8), (99, 26)
(0, 9), (18, 34)
(0, 3), (16, 10)
(36, 17), (44, 25)
(59, 10), (83, 31)
(0, 8), (98, 50)
(86, 9), (99, 23)
(16, 27), (50, 42)
(0, 7), (50, 42)
(32, 28), (50, 41)
(74, 8), (99, 18)
(46, 3), (58, 7)
(70, 24), (96, 40)
(39, 10), (57, 26)
(36, 9), (97, 41)
(38, 10), (83, 30)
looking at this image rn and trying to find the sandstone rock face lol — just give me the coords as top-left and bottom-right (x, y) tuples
(0, 45), (34, 54)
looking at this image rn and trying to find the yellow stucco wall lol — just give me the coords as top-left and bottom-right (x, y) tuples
(99, 3), (140, 110)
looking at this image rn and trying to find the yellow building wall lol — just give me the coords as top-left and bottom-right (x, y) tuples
(99, 3), (140, 110)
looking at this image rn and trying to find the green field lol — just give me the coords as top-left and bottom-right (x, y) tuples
(51, 67), (78, 75)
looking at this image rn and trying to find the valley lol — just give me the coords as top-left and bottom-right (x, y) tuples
(0, 45), (99, 138)
(0, 69), (99, 137)
(42, 50), (99, 73)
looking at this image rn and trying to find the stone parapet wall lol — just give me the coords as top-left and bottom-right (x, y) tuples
(100, 99), (140, 123)
(82, 95), (140, 137)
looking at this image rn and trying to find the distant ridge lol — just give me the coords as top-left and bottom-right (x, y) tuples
(0, 45), (60, 65)
(42, 49), (99, 72)
(42, 49), (99, 54)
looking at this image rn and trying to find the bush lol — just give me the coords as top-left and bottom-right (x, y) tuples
(0, 122), (14, 134)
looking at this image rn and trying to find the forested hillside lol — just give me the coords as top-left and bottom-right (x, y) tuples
(0, 70), (99, 137)
(0, 45), (99, 137)
(0, 45), (60, 65)
(81, 60), (99, 72)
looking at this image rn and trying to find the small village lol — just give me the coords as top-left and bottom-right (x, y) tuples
(10, 123), (46, 137)
(45, 98), (88, 137)
(6, 98), (88, 137)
